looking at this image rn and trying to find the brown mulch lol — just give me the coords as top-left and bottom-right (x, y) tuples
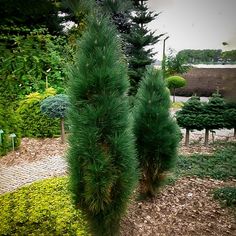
(0, 137), (67, 166)
(121, 177), (236, 236)
(1, 137), (235, 235)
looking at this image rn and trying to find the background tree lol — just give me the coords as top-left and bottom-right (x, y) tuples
(133, 68), (180, 197)
(67, 14), (138, 236)
(40, 94), (69, 143)
(166, 75), (186, 102)
(224, 101), (236, 138)
(164, 52), (190, 78)
(126, 0), (163, 95)
(201, 93), (226, 146)
(176, 96), (204, 146)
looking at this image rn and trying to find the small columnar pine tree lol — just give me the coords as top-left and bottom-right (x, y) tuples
(67, 14), (138, 236)
(133, 67), (180, 197)
(176, 96), (204, 146)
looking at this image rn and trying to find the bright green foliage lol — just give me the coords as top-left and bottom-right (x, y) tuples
(213, 187), (236, 208)
(67, 15), (138, 236)
(40, 94), (69, 118)
(201, 93), (226, 130)
(17, 88), (60, 137)
(166, 76), (186, 89)
(176, 96), (204, 131)
(166, 75), (186, 102)
(0, 28), (68, 98)
(133, 68), (180, 197)
(0, 177), (89, 235)
(0, 71), (21, 156)
(221, 50), (236, 63)
(126, 0), (163, 95)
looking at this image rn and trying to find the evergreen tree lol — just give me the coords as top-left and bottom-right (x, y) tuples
(224, 101), (236, 138)
(67, 14), (138, 236)
(133, 68), (180, 197)
(126, 0), (163, 95)
(176, 96), (204, 146)
(202, 93), (225, 145)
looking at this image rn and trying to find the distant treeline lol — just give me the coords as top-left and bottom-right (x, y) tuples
(177, 49), (236, 64)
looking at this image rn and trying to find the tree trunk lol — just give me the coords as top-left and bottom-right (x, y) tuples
(234, 128), (236, 139)
(204, 129), (209, 146)
(185, 129), (190, 146)
(173, 88), (176, 103)
(60, 118), (65, 144)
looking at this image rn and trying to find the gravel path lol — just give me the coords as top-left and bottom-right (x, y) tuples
(0, 156), (67, 195)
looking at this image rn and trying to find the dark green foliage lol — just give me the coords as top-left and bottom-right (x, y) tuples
(175, 143), (236, 180)
(164, 53), (190, 77)
(17, 89), (60, 138)
(221, 50), (236, 63)
(0, 0), (64, 35)
(223, 101), (236, 131)
(67, 15), (138, 236)
(126, 0), (163, 95)
(201, 93), (226, 130)
(177, 49), (222, 64)
(133, 68), (180, 197)
(40, 94), (69, 118)
(176, 96), (204, 131)
(213, 187), (236, 208)
(40, 94), (70, 143)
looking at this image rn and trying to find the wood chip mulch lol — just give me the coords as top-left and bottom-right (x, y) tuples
(1, 137), (235, 236)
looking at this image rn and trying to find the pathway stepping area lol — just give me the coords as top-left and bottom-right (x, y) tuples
(0, 156), (67, 194)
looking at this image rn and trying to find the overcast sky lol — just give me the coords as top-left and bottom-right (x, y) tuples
(147, 0), (236, 60)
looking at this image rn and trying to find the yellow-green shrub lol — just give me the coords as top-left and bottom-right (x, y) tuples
(17, 88), (60, 137)
(0, 177), (90, 235)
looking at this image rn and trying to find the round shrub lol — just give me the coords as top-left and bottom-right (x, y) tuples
(17, 88), (60, 137)
(0, 177), (89, 235)
(166, 75), (186, 102)
(40, 94), (70, 143)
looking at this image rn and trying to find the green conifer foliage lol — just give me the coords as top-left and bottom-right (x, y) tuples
(202, 93), (226, 145)
(126, 0), (163, 95)
(224, 102), (236, 138)
(67, 15), (138, 236)
(176, 96), (204, 146)
(133, 68), (180, 197)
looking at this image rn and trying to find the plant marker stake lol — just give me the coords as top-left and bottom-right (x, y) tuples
(9, 133), (16, 151)
(0, 129), (3, 145)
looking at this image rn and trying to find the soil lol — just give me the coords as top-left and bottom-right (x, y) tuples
(0, 137), (235, 235)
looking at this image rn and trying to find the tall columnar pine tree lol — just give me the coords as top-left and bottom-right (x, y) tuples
(176, 96), (204, 146)
(202, 93), (225, 146)
(133, 68), (180, 197)
(67, 14), (138, 236)
(126, 0), (164, 95)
